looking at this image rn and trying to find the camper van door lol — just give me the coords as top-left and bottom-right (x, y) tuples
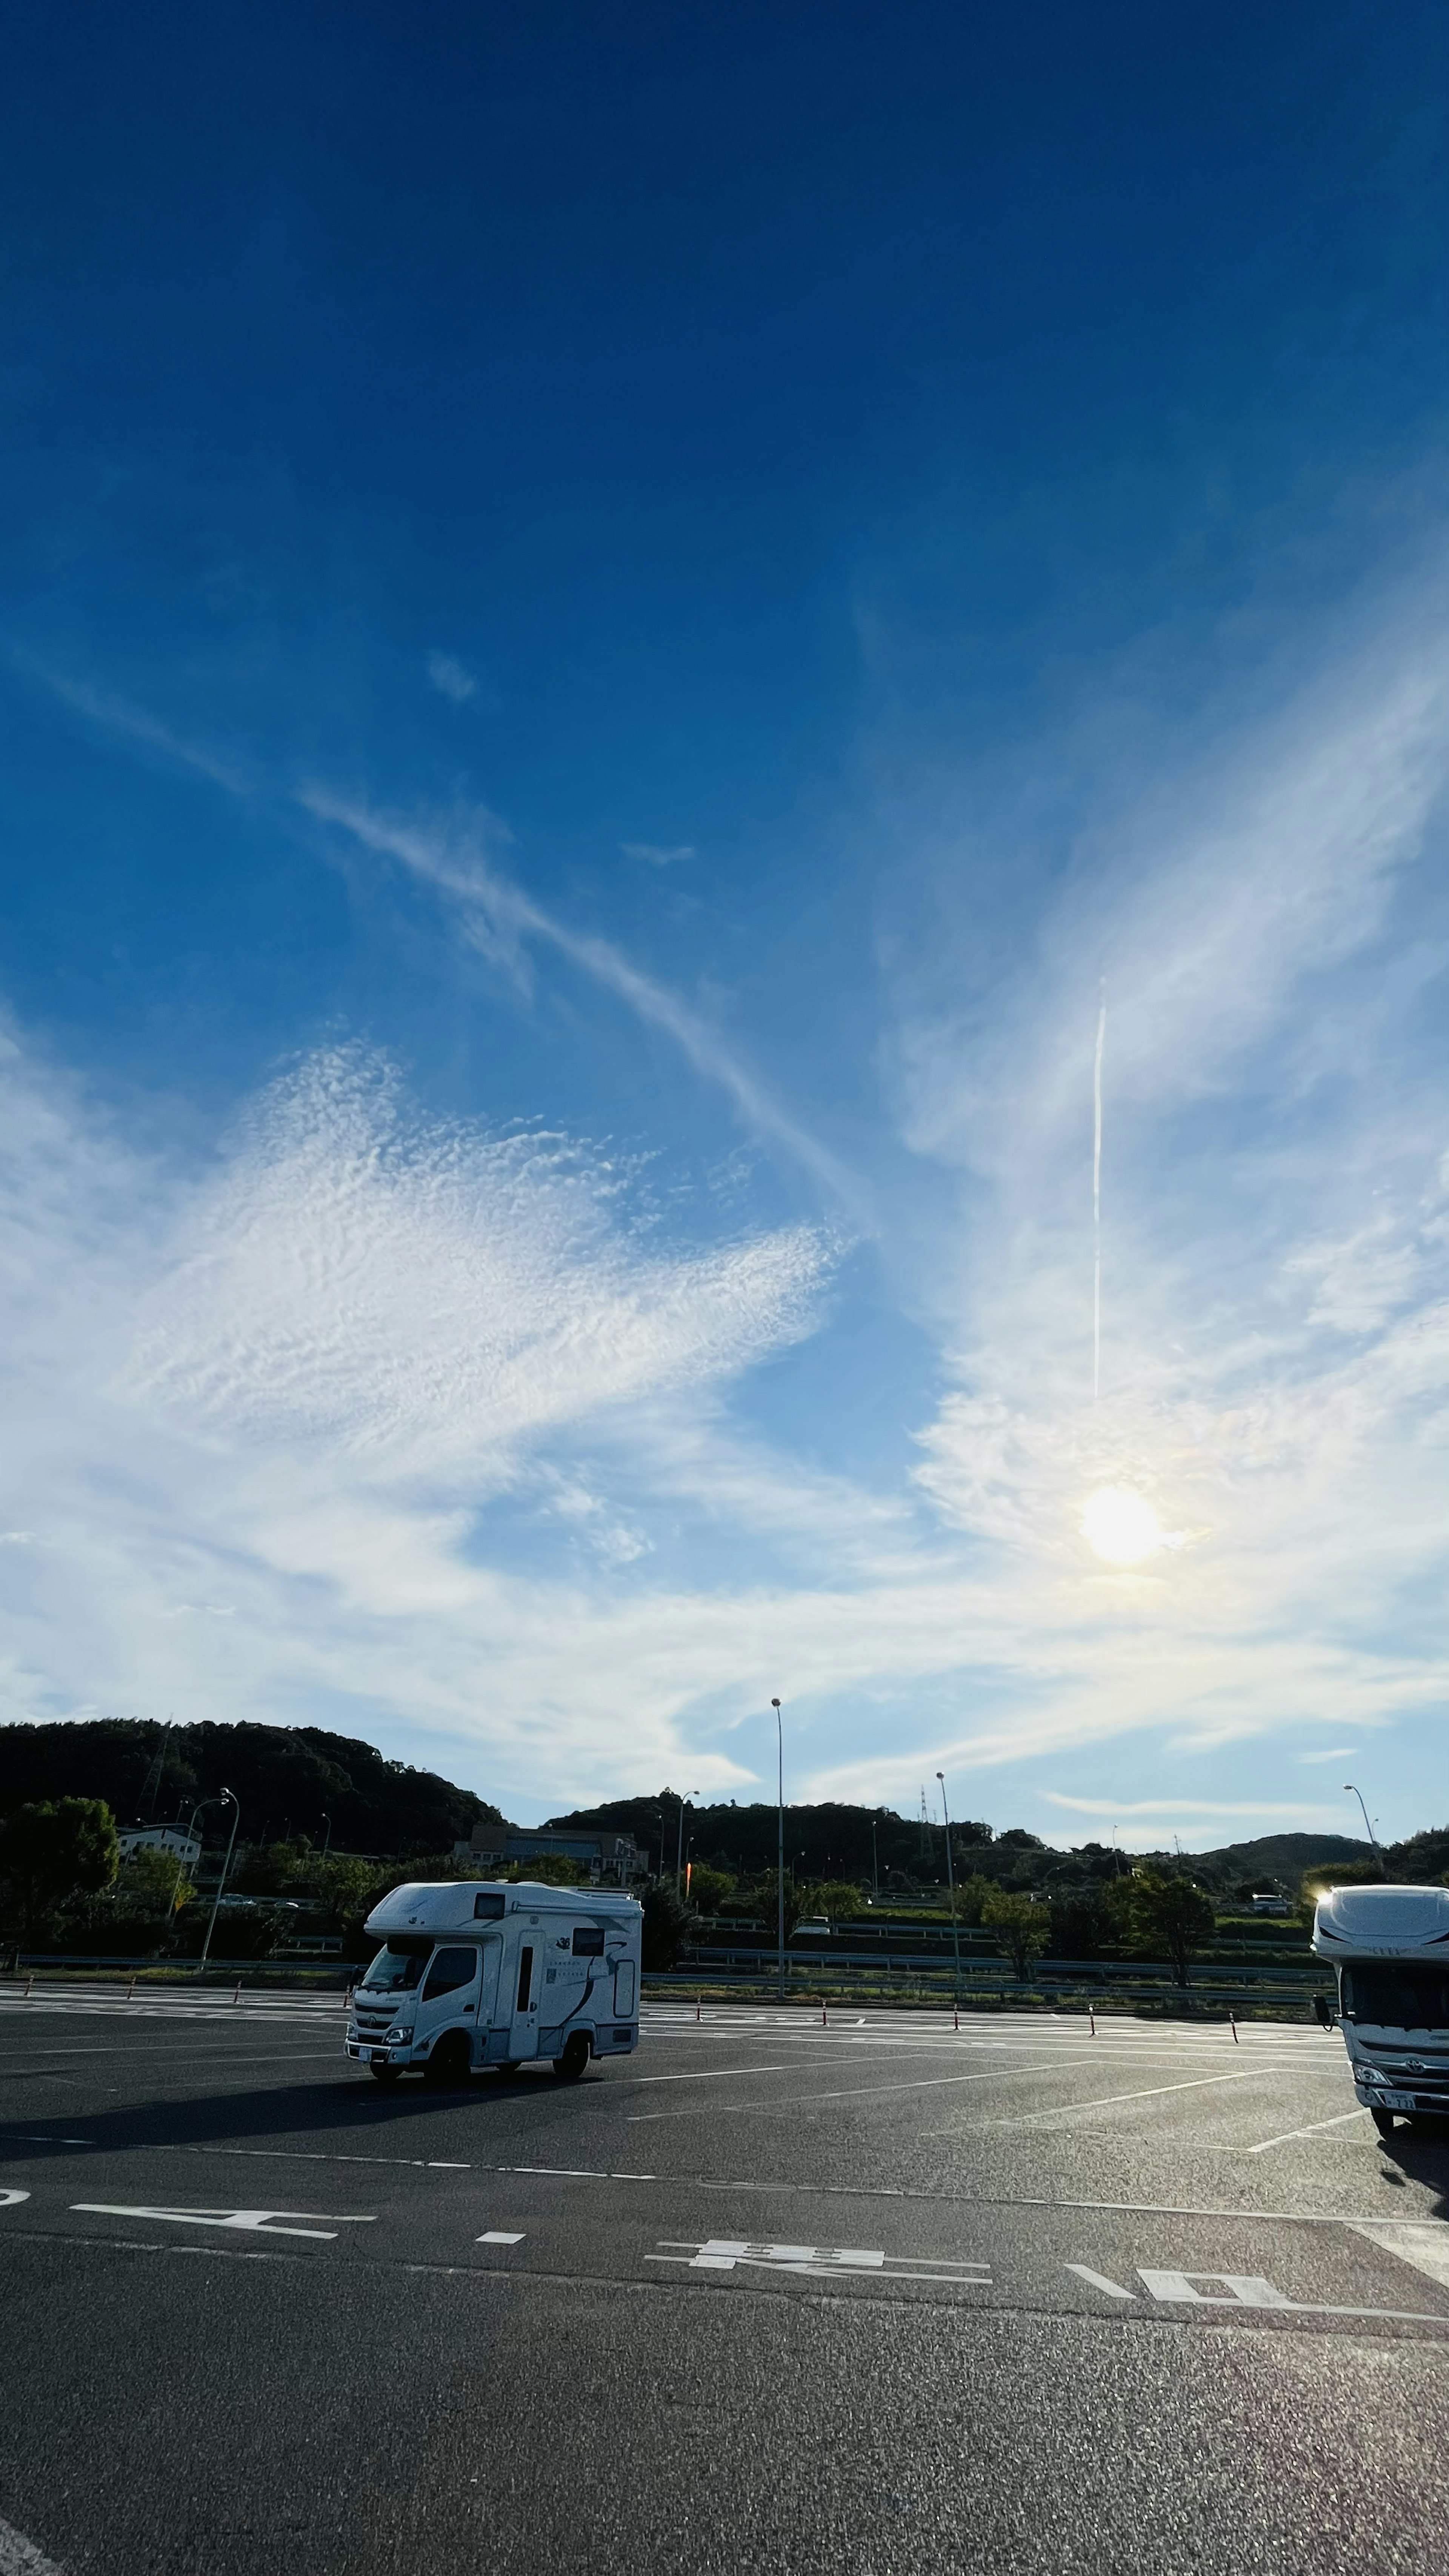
(509, 1925), (541, 2059)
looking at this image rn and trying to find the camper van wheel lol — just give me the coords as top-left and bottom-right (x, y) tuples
(1371, 2107), (1397, 2138)
(423, 2033), (470, 2089)
(369, 2064), (401, 2087)
(553, 2032), (591, 2082)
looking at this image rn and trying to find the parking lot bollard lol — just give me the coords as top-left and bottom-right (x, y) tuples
(1229, 2013), (1239, 2044)
(1089, 2007), (1096, 2036)
(233, 1980), (242, 2005)
(25, 1973), (34, 1999)
(695, 1993), (701, 2023)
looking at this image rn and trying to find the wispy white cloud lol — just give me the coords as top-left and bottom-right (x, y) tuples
(301, 790), (864, 1215)
(1298, 1747), (1359, 1765)
(426, 652), (477, 705)
(622, 840), (695, 868)
(1043, 1795), (1346, 1821)
(131, 1043), (830, 1484)
(15, 662), (253, 795)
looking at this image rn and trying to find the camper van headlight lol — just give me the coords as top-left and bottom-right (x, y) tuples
(386, 2024), (409, 2044)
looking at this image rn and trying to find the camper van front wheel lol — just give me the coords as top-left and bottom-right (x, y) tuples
(1372, 2107), (1398, 2139)
(369, 2064), (401, 2087)
(553, 2032), (591, 2082)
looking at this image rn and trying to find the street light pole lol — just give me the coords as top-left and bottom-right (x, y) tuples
(937, 1771), (962, 2012)
(320, 1811), (332, 1862)
(1344, 1783), (1381, 1858)
(675, 1792), (700, 1895)
(772, 1699), (784, 2003)
(200, 1789), (241, 1968)
(871, 1818), (878, 1901)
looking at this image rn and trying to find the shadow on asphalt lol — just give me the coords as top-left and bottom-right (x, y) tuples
(0, 2062), (596, 2165)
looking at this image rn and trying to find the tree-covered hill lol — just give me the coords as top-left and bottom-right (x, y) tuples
(0, 1719), (503, 1858)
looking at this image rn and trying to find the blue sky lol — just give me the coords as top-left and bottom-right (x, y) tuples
(2, 2), (1446, 1845)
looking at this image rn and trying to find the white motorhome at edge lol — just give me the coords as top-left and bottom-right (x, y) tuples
(345, 1879), (642, 2085)
(1311, 1882), (1449, 2138)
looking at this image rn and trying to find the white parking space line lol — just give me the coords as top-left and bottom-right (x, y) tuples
(0, 2511), (65, 2576)
(629, 2064), (791, 2085)
(1246, 2108), (1371, 2154)
(972, 2068), (1269, 2130)
(1065, 2264), (1135, 2299)
(628, 2053), (1103, 2122)
(1347, 2224), (1449, 2293)
(477, 2230), (525, 2244)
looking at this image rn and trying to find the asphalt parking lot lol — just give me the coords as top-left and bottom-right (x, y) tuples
(3, 1987), (1449, 2574)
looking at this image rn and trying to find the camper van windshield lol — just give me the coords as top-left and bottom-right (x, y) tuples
(1341, 1963), (1449, 2031)
(358, 1938), (432, 1992)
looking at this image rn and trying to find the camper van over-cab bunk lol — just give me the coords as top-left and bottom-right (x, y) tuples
(346, 1880), (642, 2085)
(1311, 1882), (1449, 2138)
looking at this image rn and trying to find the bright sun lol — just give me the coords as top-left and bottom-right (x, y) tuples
(1081, 1485), (1164, 1566)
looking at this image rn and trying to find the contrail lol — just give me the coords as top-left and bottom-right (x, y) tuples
(1092, 980), (1106, 1401)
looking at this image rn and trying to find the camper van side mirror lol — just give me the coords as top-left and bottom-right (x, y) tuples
(1312, 1992), (1335, 2030)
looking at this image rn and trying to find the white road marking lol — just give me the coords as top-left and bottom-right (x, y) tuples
(1348, 2223), (1449, 2294)
(477, 2230), (525, 2245)
(1137, 2265), (1449, 2325)
(0, 2190), (31, 2210)
(1246, 2109), (1371, 2153)
(0, 2511), (65, 2576)
(1065, 2263), (1135, 2299)
(69, 2203), (377, 2242)
(628, 2053), (1103, 2122)
(1140, 2268), (1291, 2307)
(649, 2237), (991, 2284)
(630, 2064), (791, 2085)
(992, 2069), (1266, 2128)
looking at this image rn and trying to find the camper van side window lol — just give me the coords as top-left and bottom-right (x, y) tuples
(572, 1927), (605, 1956)
(473, 1893), (505, 1921)
(516, 1947), (534, 2012)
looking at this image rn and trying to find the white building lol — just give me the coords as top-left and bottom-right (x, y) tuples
(117, 1824), (202, 1868)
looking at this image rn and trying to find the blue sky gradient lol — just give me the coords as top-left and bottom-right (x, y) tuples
(2, 2), (1446, 1842)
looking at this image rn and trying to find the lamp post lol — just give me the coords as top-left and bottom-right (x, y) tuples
(199, 1789), (241, 1968)
(675, 1792), (700, 1895)
(772, 1699), (784, 2003)
(320, 1811), (332, 1862)
(871, 1818), (879, 1901)
(937, 1772), (963, 2012)
(1344, 1784), (1381, 1858)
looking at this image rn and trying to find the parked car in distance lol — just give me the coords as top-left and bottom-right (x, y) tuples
(791, 1917), (832, 1942)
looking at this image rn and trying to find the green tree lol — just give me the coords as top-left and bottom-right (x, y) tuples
(640, 1879), (692, 1970)
(1048, 1889), (1109, 1960)
(952, 1873), (996, 1927)
(120, 1848), (194, 1913)
(803, 1880), (866, 1922)
(982, 1887), (1051, 1979)
(685, 1865), (735, 1916)
(0, 1799), (120, 1938)
(1109, 1867), (1216, 1986)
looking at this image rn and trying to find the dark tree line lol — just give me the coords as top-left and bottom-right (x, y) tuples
(0, 1720), (504, 1859)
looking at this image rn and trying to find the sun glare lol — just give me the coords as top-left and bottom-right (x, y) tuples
(1081, 1485), (1164, 1566)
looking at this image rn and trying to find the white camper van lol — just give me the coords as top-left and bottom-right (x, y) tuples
(345, 1879), (642, 2086)
(1311, 1883), (1449, 2137)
